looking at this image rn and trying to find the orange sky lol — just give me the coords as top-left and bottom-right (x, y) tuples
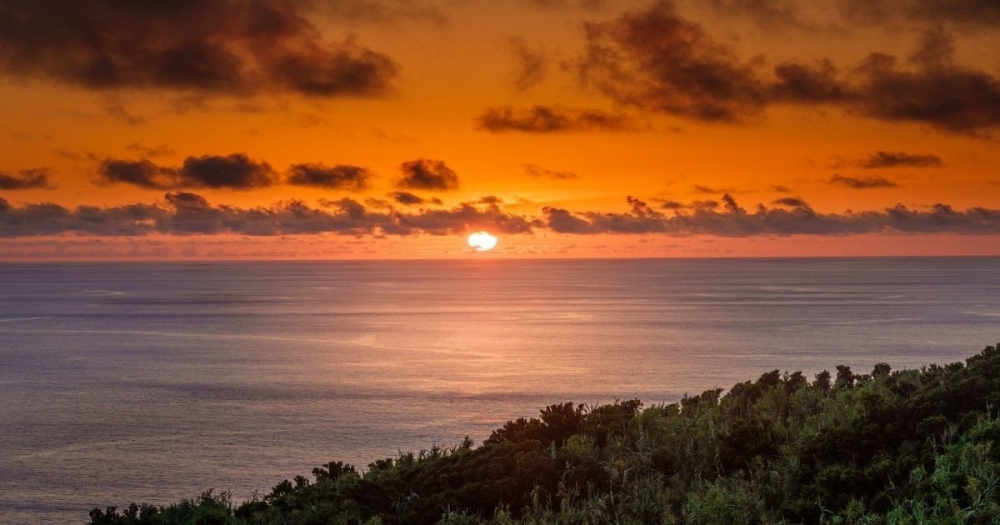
(1, 0), (999, 259)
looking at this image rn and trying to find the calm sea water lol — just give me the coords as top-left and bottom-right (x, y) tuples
(1, 257), (999, 523)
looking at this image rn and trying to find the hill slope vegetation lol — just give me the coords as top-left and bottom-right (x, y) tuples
(91, 343), (1000, 524)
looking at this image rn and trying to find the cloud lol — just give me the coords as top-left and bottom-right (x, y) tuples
(179, 154), (275, 189)
(520, 0), (608, 9)
(772, 197), (809, 207)
(2, 193), (1000, 238)
(703, 0), (803, 28)
(509, 37), (548, 92)
(0, 169), (53, 189)
(772, 185), (792, 193)
(287, 164), (370, 190)
(0, 192), (534, 237)
(579, 3), (769, 123)
(769, 59), (847, 104)
(859, 151), (943, 169)
(846, 36), (1000, 135)
(838, 0), (1000, 28)
(0, 0), (398, 98)
(523, 164), (581, 180)
(398, 159), (460, 191)
(318, 0), (449, 24)
(98, 159), (173, 189)
(477, 105), (635, 133)
(542, 195), (1000, 236)
(830, 174), (899, 189)
(693, 185), (734, 194)
(573, 6), (1000, 134)
(103, 99), (146, 125)
(125, 143), (176, 158)
(656, 199), (686, 210)
(98, 154), (275, 190)
(392, 201), (537, 235)
(391, 191), (442, 206)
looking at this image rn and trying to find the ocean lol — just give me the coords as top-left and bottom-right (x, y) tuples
(1, 257), (998, 523)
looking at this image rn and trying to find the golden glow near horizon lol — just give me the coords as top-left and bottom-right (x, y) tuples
(468, 232), (499, 252)
(0, 0), (999, 259)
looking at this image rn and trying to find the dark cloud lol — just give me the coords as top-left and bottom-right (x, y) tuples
(808, 30), (1000, 134)
(579, 3), (769, 122)
(0, 169), (53, 189)
(391, 191), (442, 206)
(392, 199), (536, 235)
(573, 6), (1000, 134)
(523, 164), (581, 180)
(656, 199), (686, 210)
(520, 0), (608, 9)
(703, 0), (801, 28)
(542, 195), (1000, 236)
(0, 0), (398, 98)
(179, 154), (275, 189)
(0, 192), (534, 237)
(691, 200), (720, 211)
(98, 159), (174, 189)
(287, 163), (370, 190)
(398, 159), (460, 191)
(847, 49), (1000, 135)
(772, 197), (809, 207)
(477, 105), (635, 133)
(839, 0), (1000, 28)
(319, 0), (448, 24)
(770, 60), (847, 104)
(509, 37), (548, 92)
(860, 151), (943, 169)
(99, 154), (274, 190)
(772, 185), (792, 193)
(830, 174), (899, 189)
(2, 193), (1000, 238)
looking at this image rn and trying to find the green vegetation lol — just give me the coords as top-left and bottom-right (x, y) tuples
(91, 344), (1000, 524)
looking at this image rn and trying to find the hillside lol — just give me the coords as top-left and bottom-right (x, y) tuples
(91, 343), (1000, 524)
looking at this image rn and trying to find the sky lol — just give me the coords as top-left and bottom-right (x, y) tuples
(1, 0), (999, 259)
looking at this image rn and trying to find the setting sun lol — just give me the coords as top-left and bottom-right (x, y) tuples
(467, 231), (498, 252)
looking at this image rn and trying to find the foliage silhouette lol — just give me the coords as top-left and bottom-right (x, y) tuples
(91, 343), (1000, 524)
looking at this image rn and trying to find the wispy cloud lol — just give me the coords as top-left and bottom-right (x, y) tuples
(858, 151), (943, 169)
(523, 164), (581, 180)
(477, 105), (635, 133)
(830, 174), (899, 189)
(0, 169), (54, 190)
(508, 37), (548, 92)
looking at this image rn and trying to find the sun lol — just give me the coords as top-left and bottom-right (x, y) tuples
(467, 231), (498, 252)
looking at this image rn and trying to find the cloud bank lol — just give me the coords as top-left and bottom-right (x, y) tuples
(2, 193), (998, 238)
